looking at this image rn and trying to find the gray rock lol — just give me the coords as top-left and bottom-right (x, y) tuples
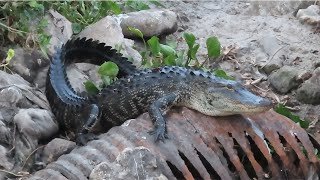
(78, 16), (142, 66)
(119, 9), (178, 38)
(0, 145), (13, 179)
(0, 73), (50, 110)
(45, 9), (73, 56)
(8, 47), (49, 85)
(296, 5), (320, 26)
(66, 63), (101, 94)
(269, 66), (302, 93)
(296, 67), (320, 104)
(0, 116), (11, 145)
(42, 138), (76, 165)
(0, 69), (30, 86)
(262, 61), (282, 75)
(259, 34), (281, 57)
(89, 147), (167, 180)
(258, 34), (286, 74)
(13, 108), (58, 167)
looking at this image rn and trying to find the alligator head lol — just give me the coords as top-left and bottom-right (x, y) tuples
(189, 80), (273, 116)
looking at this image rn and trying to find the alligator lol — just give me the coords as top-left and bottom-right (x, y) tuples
(46, 38), (273, 145)
(46, 38), (136, 143)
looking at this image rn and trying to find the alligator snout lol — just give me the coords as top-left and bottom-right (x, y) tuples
(258, 98), (273, 107)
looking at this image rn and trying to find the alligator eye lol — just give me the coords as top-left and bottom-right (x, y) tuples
(226, 84), (233, 90)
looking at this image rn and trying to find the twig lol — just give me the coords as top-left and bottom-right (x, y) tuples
(0, 169), (25, 177)
(261, 45), (287, 69)
(0, 22), (27, 34)
(21, 145), (45, 169)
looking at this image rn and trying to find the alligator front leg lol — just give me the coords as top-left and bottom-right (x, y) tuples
(76, 104), (100, 145)
(148, 93), (180, 141)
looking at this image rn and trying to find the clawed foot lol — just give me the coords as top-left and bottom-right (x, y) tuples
(76, 132), (98, 146)
(148, 126), (168, 142)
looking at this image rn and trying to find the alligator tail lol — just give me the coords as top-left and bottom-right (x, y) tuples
(46, 37), (137, 133)
(63, 37), (137, 77)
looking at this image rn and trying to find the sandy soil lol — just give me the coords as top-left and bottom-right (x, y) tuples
(164, 1), (320, 140)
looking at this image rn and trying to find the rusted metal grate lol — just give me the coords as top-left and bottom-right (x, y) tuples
(29, 108), (320, 180)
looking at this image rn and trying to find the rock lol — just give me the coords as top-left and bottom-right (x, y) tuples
(42, 138), (76, 164)
(258, 34), (286, 74)
(269, 66), (302, 93)
(44, 9), (73, 56)
(259, 34), (281, 57)
(0, 116), (11, 145)
(13, 108), (58, 166)
(89, 147), (167, 180)
(296, 67), (320, 104)
(262, 61), (282, 75)
(77, 16), (141, 66)
(119, 9), (178, 38)
(8, 47), (49, 85)
(296, 5), (320, 26)
(0, 71), (50, 110)
(0, 69), (30, 86)
(0, 145), (13, 179)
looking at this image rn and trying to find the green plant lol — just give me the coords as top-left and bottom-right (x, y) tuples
(126, 28), (233, 80)
(123, 0), (165, 11)
(0, 48), (14, 72)
(0, 1), (163, 58)
(275, 103), (309, 129)
(84, 31), (234, 93)
(0, 1), (51, 57)
(84, 61), (119, 94)
(52, 1), (121, 34)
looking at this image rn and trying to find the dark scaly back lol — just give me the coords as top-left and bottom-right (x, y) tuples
(46, 37), (137, 131)
(63, 38), (137, 77)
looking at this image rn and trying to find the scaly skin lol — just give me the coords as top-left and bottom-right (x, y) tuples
(92, 66), (272, 142)
(46, 38), (273, 145)
(45, 38), (136, 142)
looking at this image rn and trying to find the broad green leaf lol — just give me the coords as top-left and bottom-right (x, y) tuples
(72, 23), (82, 34)
(84, 81), (100, 94)
(183, 32), (196, 48)
(213, 69), (235, 80)
(299, 120), (310, 129)
(275, 104), (310, 129)
(206, 36), (221, 58)
(189, 44), (199, 60)
(160, 44), (176, 57)
(164, 54), (176, 66)
(128, 27), (144, 39)
(147, 36), (161, 56)
(98, 61), (119, 77)
(6, 49), (15, 63)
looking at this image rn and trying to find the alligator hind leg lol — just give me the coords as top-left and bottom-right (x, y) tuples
(76, 104), (100, 145)
(148, 93), (180, 142)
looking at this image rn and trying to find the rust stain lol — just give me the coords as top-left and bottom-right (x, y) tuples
(29, 108), (320, 180)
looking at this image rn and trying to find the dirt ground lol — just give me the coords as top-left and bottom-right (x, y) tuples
(162, 1), (320, 141)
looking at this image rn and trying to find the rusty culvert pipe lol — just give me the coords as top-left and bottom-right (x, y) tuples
(28, 108), (320, 180)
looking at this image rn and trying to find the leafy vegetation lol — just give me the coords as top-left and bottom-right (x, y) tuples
(0, 0), (164, 57)
(275, 103), (309, 129)
(0, 48), (14, 72)
(85, 30), (233, 93)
